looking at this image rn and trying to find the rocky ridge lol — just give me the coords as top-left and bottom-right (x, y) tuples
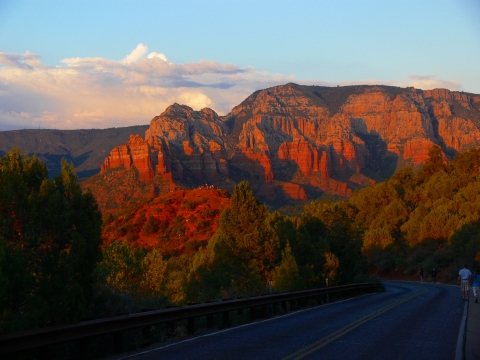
(90, 84), (480, 209)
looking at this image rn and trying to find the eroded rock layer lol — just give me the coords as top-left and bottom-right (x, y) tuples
(97, 84), (480, 205)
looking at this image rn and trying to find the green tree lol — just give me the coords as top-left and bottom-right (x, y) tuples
(294, 213), (329, 287)
(140, 248), (167, 296)
(302, 201), (364, 284)
(0, 150), (102, 332)
(416, 145), (445, 183)
(449, 221), (480, 271)
(208, 181), (280, 296)
(272, 242), (303, 292)
(97, 240), (142, 294)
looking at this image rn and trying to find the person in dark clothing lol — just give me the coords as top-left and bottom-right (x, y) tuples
(419, 268), (424, 284)
(473, 269), (480, 303)
(431, 268), (437, 284)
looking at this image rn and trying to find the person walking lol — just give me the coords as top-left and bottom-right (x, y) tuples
(472, 268), (480, 303)
(431, 268), (437, 284)
(458, 264), (472, 301)
(419, 267), (424, 284)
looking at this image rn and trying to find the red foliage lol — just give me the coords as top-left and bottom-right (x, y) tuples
(102, 188), (230, 255)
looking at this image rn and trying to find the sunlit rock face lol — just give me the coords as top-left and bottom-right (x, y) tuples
(99, 84), (480, 203)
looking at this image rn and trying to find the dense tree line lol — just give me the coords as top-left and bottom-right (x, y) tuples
(350, 145), (480, 279)
(0, 149), (102, 333)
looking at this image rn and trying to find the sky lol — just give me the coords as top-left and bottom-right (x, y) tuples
(0, 0), (479, 131)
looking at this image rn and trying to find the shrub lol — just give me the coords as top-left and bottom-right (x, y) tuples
(143, 216), (161, 235)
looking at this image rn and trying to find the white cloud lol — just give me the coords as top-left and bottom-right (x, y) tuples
(0, 50), (43, 69)
(147, 52), (168, 62)
(408, 74), (437, 81)
(0, 44), (466, 131)
(179, 92), (212, 110)
(0, 44), (297, 130)
(402, 74), (462, 91)
(121, 43), (148, 64)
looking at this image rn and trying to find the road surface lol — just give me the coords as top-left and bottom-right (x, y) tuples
(119, 281), (464, 360)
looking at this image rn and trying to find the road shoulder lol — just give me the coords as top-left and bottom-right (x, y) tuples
(465, 291), (480, 360)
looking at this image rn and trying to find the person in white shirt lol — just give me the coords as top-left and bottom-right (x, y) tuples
(458, 264), (472, 301)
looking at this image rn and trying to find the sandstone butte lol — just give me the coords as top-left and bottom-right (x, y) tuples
(83, 83), (480, 211)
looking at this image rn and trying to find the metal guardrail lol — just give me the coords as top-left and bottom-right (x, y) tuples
(0, 282), (383, 356)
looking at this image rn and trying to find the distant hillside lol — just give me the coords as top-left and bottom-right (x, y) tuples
(0, 126), (149, 180)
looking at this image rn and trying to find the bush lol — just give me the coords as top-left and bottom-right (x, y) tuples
(143, 216), (161, 235)
(201, 208), (218, 219)
(169, 215), (186, 236)
(116, 226), (128, 237)
(182, 200), (199, 211)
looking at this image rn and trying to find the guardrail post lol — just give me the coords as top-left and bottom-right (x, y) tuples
(167, 321), (175, 338)
(223, 311), (230, 328)
(237, 308), (244, 322)
(207, 314), (214, 329)
(261, 304), (267, 318)
(282, 300), (287, 313)
(250, 306), (256, 321)
(142, 325), (151, 345)
(113, 331), (123, 354)
(188, 317), (195, 335)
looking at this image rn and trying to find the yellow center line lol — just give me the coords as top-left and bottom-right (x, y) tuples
(282, 288), (429, 360)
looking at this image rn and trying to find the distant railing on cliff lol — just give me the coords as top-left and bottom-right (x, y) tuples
(0, 282), (383, 359)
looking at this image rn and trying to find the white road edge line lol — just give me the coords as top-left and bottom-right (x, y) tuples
(116, 292), (376, 360)
(455, 301), (468, 360)
(382, 279), (460, 288)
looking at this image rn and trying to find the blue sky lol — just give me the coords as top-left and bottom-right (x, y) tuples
(0, 0), (479, 130)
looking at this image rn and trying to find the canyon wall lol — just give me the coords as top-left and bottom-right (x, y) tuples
(95, 84), (480, 206)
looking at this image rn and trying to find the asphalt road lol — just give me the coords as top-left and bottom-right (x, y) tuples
(119, 281), (464, 360)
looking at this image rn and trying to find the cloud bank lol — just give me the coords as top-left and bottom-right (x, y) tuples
(0, 44), (464, 130)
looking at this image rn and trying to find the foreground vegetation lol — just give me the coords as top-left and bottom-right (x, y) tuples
(0, 149), (102, 333)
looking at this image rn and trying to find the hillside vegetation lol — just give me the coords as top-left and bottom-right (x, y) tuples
(96, 181), (365, 309)
(101, 187), (230, 255)
(351, 145), (480, 280)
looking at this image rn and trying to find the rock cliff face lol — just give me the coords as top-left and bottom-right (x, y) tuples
(96, 84), (480, 207)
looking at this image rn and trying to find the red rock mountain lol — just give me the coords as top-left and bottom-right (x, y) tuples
(85, 84), (480, 210)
